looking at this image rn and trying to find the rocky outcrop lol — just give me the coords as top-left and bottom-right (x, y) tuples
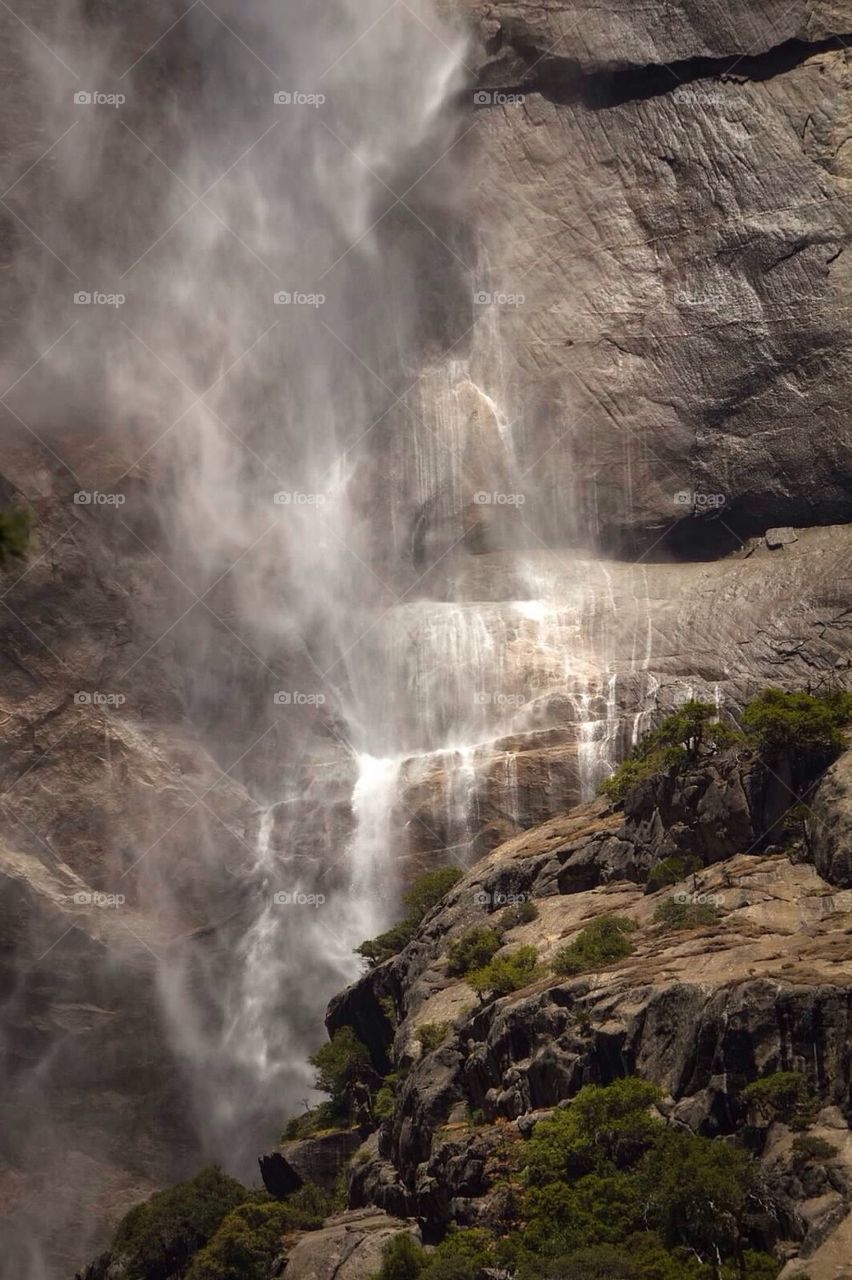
(281, 1209), (421, 1280)
(260, 1130), (364, 1197)
(330, 749), (852, 1271)
(808, 749), (852, 887)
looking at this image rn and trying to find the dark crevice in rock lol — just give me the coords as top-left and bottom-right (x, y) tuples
(476, 32), (852, 111)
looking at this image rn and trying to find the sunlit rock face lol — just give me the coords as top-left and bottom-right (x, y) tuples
(1, 0), (852, 1275)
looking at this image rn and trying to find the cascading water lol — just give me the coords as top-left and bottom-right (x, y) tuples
(0, 2), (671, 1272)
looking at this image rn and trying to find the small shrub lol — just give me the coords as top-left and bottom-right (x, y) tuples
(653, 897), (720, 930)
(791, 1134), (838, 1164)
(416, 1022), (451, 1054)
(357, 867), (464, 966)
(552, 917), (636, 977)
(645, 855), (702, 895)
(500, 900), (539, 929)
(469, 945), (544, 996)
(282, 1101), (345, 1140)
(447, 926), (503, 977)
(0, 507), (30, 564)
(373, 1083), (397, 1121)
(741, 1072), (817, 1128)
(309, 1027), (371, 1107)
(373, 1231), (427, 1280)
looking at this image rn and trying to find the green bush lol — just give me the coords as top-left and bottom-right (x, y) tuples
(646, 855), (702, 894)
(653, 897), (720, 930)
(468, 945), (543, 996)
(791, 1134), (838, 1164)
(552, 916), (636, 977)
(0, 507), (30, 564)
(741, 1072), (817, 1128)
(373, 1231), (427, 1280)
(524, 1079), (662, 1184)
(447, 926), (503, 977)
(111, 1166), (249, 1280)
(186, 1195), (325, 1280)
(742, 688), (852, 754)
(356, 867), (464, 966)
(416, 1022), (452, 1053)
(600, 702), (741, 802)
(282, 1100), (347, 1140)
(500, 900), (539, 929)
(309, 1027), (371, 1107)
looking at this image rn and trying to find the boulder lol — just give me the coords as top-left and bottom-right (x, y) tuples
(808, 750), (852, 887)
(282, 1209), (420, 1280)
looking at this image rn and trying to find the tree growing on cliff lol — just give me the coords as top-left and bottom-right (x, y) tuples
(600, 701), (741, 802)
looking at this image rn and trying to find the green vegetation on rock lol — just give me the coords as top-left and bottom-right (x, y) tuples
(742, 688), (852, 754)
(601, 689), (852, 807)
(468, 944), (544, 997)
(600, 701), (741, 802)
(186, 1193), (326, 1280)
(416, 1021), (452, 1053)
(356, 867), (464, 966)
(741, 1071), (818, 1129)
(447, 925), (503, 976)
(110, 1166), (250, 1280)
(551, 916), (636, 977)
(309, 1026), (371, 1109)
(372, 1077), (781, 1280)
(653, 897), (721, 929)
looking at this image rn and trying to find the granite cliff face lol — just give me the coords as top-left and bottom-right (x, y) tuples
(1, 0), (852, 1276)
